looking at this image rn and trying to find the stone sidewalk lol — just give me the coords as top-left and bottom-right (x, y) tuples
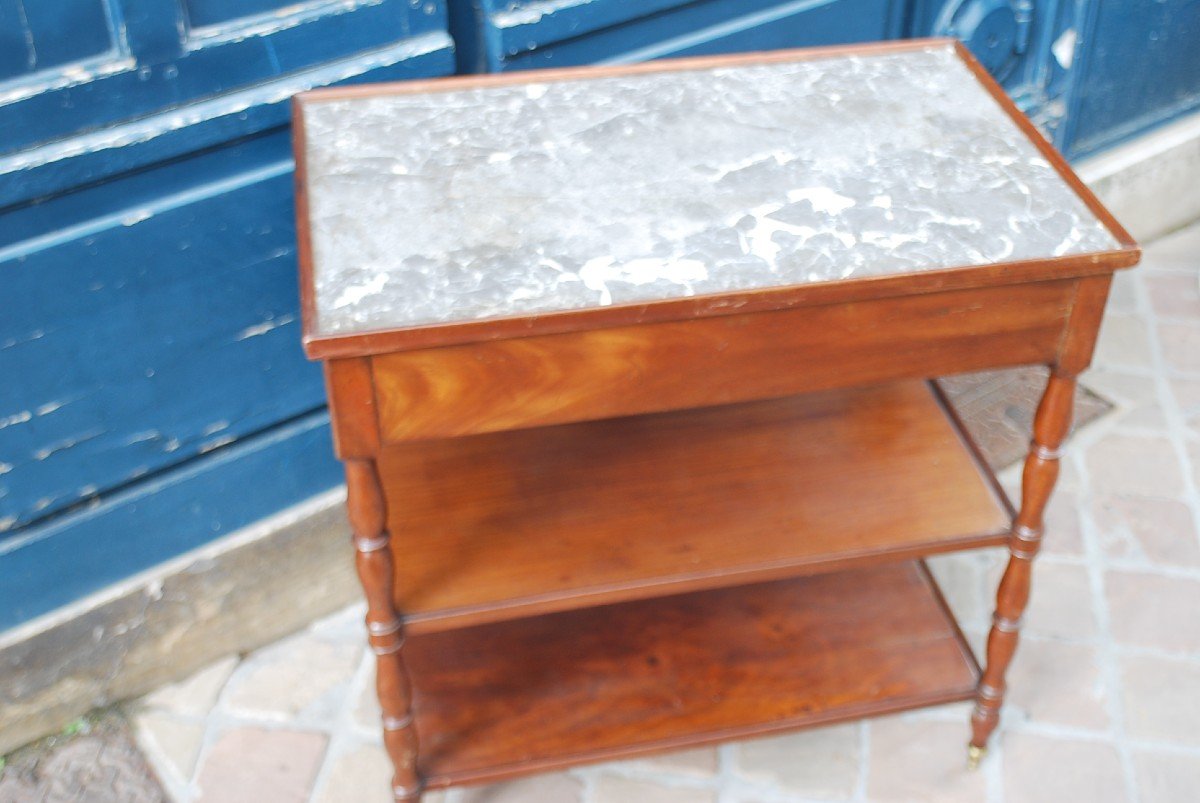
(128, 223), (1200, 802)
(4, 223), (1198, 802)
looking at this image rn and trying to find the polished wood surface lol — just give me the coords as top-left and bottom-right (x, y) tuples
(379, 380), (1011, 634)
(324, 358), (380, 459)
(373, 280), (1077, 441)
(969, 274), (1111, 755)
(296, 40), (1140, 801)
(405, 562), (979, 788)
(971, 373), (1075, 752)
(345, 459), (421, 801)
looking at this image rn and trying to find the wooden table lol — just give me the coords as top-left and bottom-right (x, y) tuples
(292, 38), (1139, 802)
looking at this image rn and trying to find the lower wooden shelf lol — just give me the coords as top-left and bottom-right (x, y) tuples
(406, 560), (979, 789)
(382, 380), (1012, 634)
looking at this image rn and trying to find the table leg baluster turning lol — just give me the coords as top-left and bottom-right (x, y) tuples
(346, 458), (422, 802)
(969, 372), (1075, 767)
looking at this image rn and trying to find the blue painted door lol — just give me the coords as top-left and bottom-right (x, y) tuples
(909, 0), (1200, 158)
(1060, 1), (1200, 159)
(2, 0), (1193, 632)
(910, 1), (1078, 141)
(453, 0), (1200, 158)
(449, 0), (908, 72)
(0, 0), (455, 628)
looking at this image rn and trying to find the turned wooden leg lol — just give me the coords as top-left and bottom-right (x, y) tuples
(346, 458), (422, 802)
(969, 372), (1076, 766)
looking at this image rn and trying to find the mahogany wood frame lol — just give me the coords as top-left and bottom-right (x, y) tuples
(297, 39), (1139, 802)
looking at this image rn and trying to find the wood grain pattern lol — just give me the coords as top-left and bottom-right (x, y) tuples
(324, 358), (379, 459)
(405, 561), (979, 788)
(297, 41), (1141, 795)
(378, 380), (1011, 633)
(1057, 275), (1115, 374)
(373, 280), (1077, 442)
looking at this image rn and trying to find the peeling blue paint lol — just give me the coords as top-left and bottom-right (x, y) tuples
(0, 1), (454, 629)
(1, 0), (1192, 632)
(0, 411), (340, 630)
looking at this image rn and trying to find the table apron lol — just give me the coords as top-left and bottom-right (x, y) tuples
(367, 277), (1084, 443)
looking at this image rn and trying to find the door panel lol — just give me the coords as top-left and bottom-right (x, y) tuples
(1063, 0), (1200, 158)
(0, 0), (116, 81)
(184, 0), (310, 28)
(0, 1), (454, 606)
(0, 39), (453, 208)
(0, 0), (447, 156)
(0, 134), (319, 532)
(451, 0), (904, 72)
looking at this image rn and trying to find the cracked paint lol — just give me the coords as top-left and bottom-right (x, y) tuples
(233, 313), (296, 341)
(0, 411), (32, 430)
(32, 428), (107, 461)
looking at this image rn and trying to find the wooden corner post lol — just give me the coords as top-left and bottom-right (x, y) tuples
(327, 359), (423, 802)
(969, 275), (1112, 765)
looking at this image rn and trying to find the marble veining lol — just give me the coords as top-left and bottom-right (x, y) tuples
(301, 45), (1119, 336)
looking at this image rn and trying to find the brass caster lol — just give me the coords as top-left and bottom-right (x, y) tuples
(967, 744), (986, 771)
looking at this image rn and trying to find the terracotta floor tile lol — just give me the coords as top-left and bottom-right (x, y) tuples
(460, 773), (585, 803)
(1188, 440), (1200, 493)
(194, 727), (327, 803)
(591, 773), (715, 803)
(1081, 364), (1167, 431)
(1002, 733), (1128, 803)
(1133, 749), (1200, 803)
(133, 711), (205, 787)
(313, 745), (393, 803)
(1168, 376), (1200, 435)
(1042, 490), (1086, 556)
(140, 656), (239, 720)
(866, 718), (986, 803)
(1015, 561), (1098, 641)
(1106, 270), (1142, 315)
(222, 632), (361, 723)
(628, 746), (718, 777)
(927, 552), (992, 631)
(1158, 323), (1200, 374)
(735, 724), (859, 800)
(1094, 314), (1154, 369)
(1146, 273), (1200, 321)
(1106, 570), (1200, 653)
(1007, 639), (1109, 730)
(1093, 494), (1200, 566)
(1087, 434), (1184, 499)
(1121, 654), (1200, 745)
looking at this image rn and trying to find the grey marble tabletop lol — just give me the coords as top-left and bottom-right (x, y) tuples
(299, 43), (1118, 338)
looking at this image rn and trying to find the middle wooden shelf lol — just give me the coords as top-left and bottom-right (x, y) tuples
(381, 379), (1013, 634)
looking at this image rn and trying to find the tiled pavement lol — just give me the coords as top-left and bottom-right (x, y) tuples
(11, 224), (1200, 802)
